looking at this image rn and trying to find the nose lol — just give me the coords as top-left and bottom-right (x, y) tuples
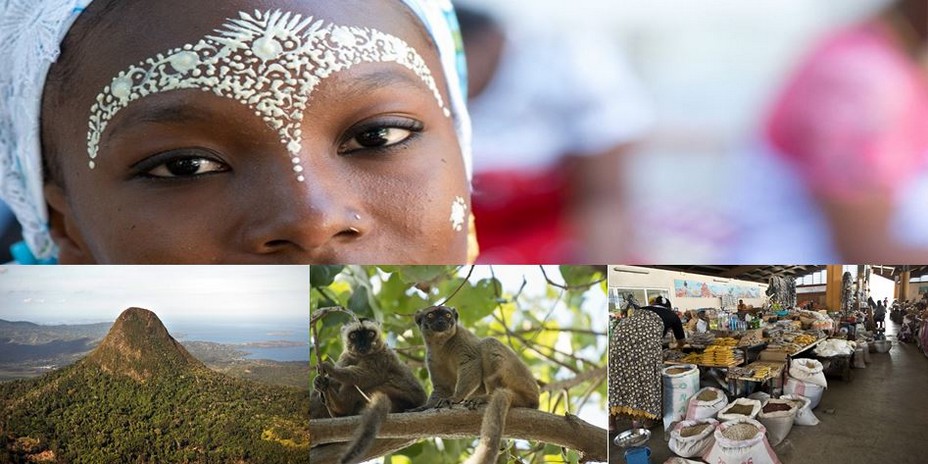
(239, 163), (367, 260)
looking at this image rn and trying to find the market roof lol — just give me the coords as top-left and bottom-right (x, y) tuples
(873, 265), (928, 280)
(645, 265), (928, 283)
(645, 266), (826, 283)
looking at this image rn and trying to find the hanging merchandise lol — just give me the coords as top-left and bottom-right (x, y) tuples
(703, 418), (782, 464)
(669, 418), (719, 458)
(685, 387), (729, 421)
(662, 365), (700, 432)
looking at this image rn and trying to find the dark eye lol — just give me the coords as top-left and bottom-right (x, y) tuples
(349, 332), (357, 340)
(368, 330), (376, 338)
(134, 149), (229, 179)
(444, 313), (452, 319)
(339, 118), (423, 154)
(427, 313), (434, 319)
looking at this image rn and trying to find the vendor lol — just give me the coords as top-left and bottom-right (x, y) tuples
(644, 296), (686, 348)
(738, 299), (747, 311)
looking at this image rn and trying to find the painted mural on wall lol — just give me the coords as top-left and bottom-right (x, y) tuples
(674, 279), (761, 299)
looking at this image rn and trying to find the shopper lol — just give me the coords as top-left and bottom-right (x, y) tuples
(874, 301), (887, 330)
(644, 296), (687, 349)
(0, 0), (475, 264)
(609, 298), (664, 429)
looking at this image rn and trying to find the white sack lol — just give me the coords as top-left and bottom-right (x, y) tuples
(756, 399), (798, 446)
(783, 377), (825, 409)
(780, 394), (820, 426)
(669, 418), (719, 458)
(662, 364), (700, 432)
(703, 418), (782, 464)
(789, 358), (827, 388)
(685, 387), (728, 421)
(717, 398), (762, 422)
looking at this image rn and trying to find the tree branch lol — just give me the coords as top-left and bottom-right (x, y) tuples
(540, 366), (607, 393)
(311, 439), (419, 463)
(539, 266), (607, 291)
(310, 407), (608, 463)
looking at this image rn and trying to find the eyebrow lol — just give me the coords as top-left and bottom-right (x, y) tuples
(337, 68), (439, 101)
(103, 102), (215, 143)
(101, 68), (436, 143)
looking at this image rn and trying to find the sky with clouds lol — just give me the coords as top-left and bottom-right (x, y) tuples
(0, 265), (308, 325)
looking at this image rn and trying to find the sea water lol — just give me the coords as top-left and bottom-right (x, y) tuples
(168, 320), (308, 362)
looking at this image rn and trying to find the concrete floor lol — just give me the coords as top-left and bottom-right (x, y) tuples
(610, 321), (928, 463)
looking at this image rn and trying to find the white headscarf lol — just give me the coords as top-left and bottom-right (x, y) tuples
(0, 0), (470, 263)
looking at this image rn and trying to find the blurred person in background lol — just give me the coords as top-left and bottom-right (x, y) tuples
(457, 6), (653, 263)
(737, 0), (928, 262)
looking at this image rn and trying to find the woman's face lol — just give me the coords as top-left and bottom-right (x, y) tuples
(42, 0), (469, 264)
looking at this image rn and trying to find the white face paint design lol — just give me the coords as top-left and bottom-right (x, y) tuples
(450, 195), (467, 232)
(87, 9), (449, 181)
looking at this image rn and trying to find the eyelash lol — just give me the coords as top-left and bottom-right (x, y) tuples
(128, 117), (423, 180)
(131, 148), (229, 180)
(338, 117), (424, 156)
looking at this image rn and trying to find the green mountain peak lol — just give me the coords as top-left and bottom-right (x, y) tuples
(85, 307), (205, 382)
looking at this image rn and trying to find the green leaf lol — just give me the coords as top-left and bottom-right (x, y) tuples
(347, 286), (375, 320)
(310, 265), (344, 287)
(558, 265), (603, 288)
(394, 266), (454, 284)
(445, 278), (498, 325)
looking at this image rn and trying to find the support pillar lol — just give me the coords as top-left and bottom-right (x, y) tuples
(825, 265), (843, 312)
(898, 270), (911, 302)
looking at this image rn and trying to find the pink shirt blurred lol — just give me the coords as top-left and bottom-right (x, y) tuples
(766, 21), (928, 200)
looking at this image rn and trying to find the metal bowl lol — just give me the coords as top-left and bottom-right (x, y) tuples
(613, 427), (651, 448)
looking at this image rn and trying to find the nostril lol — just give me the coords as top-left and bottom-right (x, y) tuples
(334, 227), (361, 239)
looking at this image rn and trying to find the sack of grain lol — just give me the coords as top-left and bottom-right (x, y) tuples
(662, 364), (700, 432)
(783, 377), (825, 409)
(685, 387), (728, 420)
(780, 394), (819, 426)
(669, 418), (719, 458)
(703, 418), (782, 464)
(663, 458), (704, 464)
(717, 398), (762, 422)
(757, 399), (798, 446)
(789, 358), (827, 388)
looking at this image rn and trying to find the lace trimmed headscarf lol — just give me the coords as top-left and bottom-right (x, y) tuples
(0, 0), (472, 263)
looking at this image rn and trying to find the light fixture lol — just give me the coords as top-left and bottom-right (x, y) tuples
(612, 266), (650, 275)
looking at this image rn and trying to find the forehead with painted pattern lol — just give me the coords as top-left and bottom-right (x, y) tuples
(45, 0), (449, 172)
(85, 9), (449, 181)
(39, 0), (470, 264)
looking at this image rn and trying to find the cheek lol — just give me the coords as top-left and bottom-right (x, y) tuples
(64, 176), (232, 263)
(362, 132), (469, 257)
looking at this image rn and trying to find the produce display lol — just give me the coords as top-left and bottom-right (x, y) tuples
(681, 345), (743, 366)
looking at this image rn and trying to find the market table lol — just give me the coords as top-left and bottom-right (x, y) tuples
(725, 360), (788, 396)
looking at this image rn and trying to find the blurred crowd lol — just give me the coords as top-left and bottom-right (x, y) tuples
(2, 0), (924, 263)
